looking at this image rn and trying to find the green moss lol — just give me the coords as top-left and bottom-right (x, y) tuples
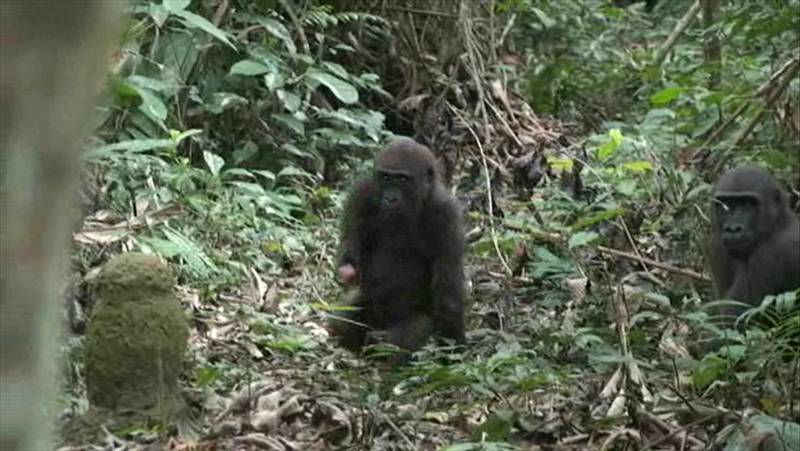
(84, 253), (188, 413)
(93, 252), (174, 305)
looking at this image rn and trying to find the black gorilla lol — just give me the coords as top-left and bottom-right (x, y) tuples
(329, 138), (466, 359)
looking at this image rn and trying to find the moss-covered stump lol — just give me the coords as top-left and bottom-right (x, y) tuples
(84, 253), (188, 413)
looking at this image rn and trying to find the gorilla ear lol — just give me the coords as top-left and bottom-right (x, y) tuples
(427, 167), (434, 182)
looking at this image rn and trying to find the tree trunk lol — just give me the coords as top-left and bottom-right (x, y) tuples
(0, 2), (122, 449)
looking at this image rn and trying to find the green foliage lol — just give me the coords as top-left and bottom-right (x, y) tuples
(688, 291), (799, 392)
(86, 1), (394, 288)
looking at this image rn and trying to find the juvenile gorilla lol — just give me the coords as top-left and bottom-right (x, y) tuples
(709, 166), (800, 317)
(329, 138), (466, 357)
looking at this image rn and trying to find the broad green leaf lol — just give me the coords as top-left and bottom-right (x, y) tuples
(609, 128), (623, 145)
(277, 89), (301, 112)
(470, 410), (517, 442)
(253, 170), (276, 182)
(264, 72), (285, 90)
(272, 113), (305, 136)
(203, 151), (225, 177)
(170, 128), (203, 143)
(305, 69), (358, 104)
(568, 231), (599, 249)
(531, 7), (556, 28)
(596, 128), (623, 160)
(206, 92), (247, 114)
(547, 156), (574, 172)
(109, 75), (141, 108)
(127, 75), (174, 93)
(649, 86), (684, 106)
(173, 9), (236, 50)
(162, 0), (190, 12)
(321, 61), (350, 79)
(616, 179), (636, 196)
(230, 60), (270, 76)
(230, 181), (267, 196)
(622, 160), (653, 172)
(83, 138), (175, 160)
(251, 16), (296, 54)
(134, 87), (168, 124)
(147, 3), (169, 27)
(693, 355), (726, 389)
(571, 207), (624, 230)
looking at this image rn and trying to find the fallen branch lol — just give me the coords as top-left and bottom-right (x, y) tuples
(598, 246), (709, 283)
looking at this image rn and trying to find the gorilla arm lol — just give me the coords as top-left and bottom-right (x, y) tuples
(428, 193), (467, 344)
(337, 178), (375, 285)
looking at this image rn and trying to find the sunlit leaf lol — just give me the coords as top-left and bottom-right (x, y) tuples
(596, 128), (623, 160)
(692, 355), (726, 389)
(568, 231), (599, 249)
(251, 16), (296, 54)
(206, 92), (248, 114)
(305, 68), (358, 104)
(162, 0), (190, 12)
(622, 160), (653, 172)
(230, 60), (270, 76)
(172, 9), (236, 50)
(571, 207), (624, 230)
(134, 87), (168, 124)
(649, 86), (684, 107)
(547, 156), (574, 172)
(203, 151), (225, 177)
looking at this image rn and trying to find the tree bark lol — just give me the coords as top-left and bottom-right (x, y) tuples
(0, 1), (122, 449)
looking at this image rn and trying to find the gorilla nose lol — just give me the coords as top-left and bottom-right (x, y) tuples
(724, 224), (744, 235)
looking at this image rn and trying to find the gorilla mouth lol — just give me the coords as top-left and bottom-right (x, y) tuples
(722, 235), (753, 251)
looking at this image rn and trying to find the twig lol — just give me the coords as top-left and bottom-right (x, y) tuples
(378, 411), (415, 449)
(381, 6), (457, 18)
(211, 0), (229, 27)
(451, 106), (513, 275)
(277, 0), (310, 54)
(731, 56), (800, 147)
(597, 246), (709, 282)
(653, 0), (702, 67)
(693, 54), (799, 161)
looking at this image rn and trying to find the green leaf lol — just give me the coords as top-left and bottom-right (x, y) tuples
(596, 128), (623, 160)
(251, 16), (296, 54)
(277, 89), (301, 112)
(134, 87), (168, 124)
(622, 160), (653, 172)
(171, 128), (203, 143)
(83, 138), (175, 160)
(692, 355), (726, 389)
(203, 151), (225, 177)
(546, 156), (574, 172)
(172, 9), (236, 50)
(571, 207), (625, 230)
(272, 113), (305, 136)
(305, 68), (358, 104)
(206, 92), (247, 114)
(162, 0), (190, 12)
(127, 75), (175, 93)
(230, 60), (271, 76)
(109, 75), (141, 108)
(147, 3), (169, 27)
(568, 231), (599, 249)
(264, 72), (286, 90)
(649, 86), (684, 106)
(470, 410), (518, 442)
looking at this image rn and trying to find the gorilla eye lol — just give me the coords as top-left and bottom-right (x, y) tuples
(381, 173), (391, 182)
(398, 174), (410, 182)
